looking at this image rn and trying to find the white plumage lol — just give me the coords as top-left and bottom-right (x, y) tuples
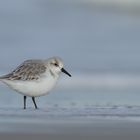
(0, 57), (71, 109)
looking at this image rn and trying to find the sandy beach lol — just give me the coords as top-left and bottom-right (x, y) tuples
(0, 107), (139, 140)
(1, 118), (140, 140)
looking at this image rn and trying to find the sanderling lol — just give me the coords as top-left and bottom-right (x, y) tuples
(0, 57), (71, 109)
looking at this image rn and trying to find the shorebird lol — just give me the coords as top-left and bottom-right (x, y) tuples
(0, 57), (71, 109)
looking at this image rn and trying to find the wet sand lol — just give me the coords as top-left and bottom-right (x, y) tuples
(0, 116), (140, 140)
(0, 107), (139, 140)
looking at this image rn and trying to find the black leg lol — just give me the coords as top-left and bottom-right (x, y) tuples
(32, 97), (38, 109)
(24, 96), (26, 109)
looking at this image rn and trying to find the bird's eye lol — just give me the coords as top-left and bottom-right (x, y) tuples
(54, 63), (58, 66)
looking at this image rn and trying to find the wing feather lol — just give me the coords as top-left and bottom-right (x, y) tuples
(0, 60), (47, 81)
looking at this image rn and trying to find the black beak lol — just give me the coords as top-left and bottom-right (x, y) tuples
(61, 68), (71, 77)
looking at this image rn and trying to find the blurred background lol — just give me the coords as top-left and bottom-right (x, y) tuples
(0, 0), (140, 108)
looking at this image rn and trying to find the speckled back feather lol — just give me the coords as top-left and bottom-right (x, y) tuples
(0, 60), (47, 81)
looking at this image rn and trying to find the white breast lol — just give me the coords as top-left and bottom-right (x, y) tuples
(1, 73), (59, 97)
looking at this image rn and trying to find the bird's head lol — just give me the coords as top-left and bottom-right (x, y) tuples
(47, 57), (71, 77)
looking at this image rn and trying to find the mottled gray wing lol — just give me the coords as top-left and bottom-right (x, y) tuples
(0, 60), (47, 81)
